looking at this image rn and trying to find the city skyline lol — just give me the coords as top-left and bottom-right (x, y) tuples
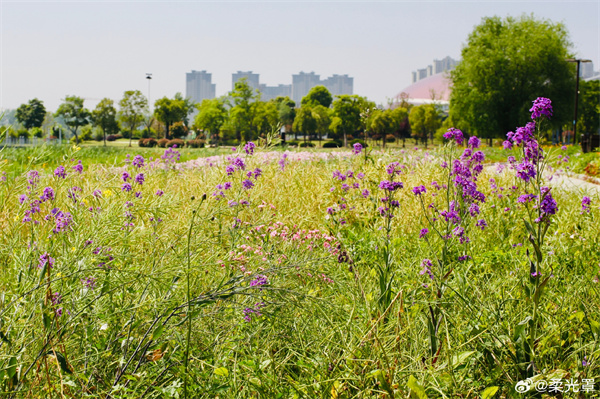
(1, 1), (598, 112)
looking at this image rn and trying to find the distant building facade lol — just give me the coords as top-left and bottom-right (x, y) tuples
(186, 70), (216, 103)
(232, 71), (260, 91)
(580, 61), (595, 79)
(259, 84), (292, 101)
(412, 56), (458, 83)
(321, 74), (353, 97)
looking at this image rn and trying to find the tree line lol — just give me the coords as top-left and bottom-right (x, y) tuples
(7, 14), (600, 148)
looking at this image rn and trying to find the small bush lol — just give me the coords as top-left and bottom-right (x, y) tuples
(300, 142), (315, 148)
(385, 134), (396, 143)
(286, 140), (300, 147)
(157, 138), (169, 148)
(106, 134), (122, 142)
(323, 141), (342, 148)
(186, 139), (205, 148)
(30, 127), (44, 138)
(167, 139), (185, 148)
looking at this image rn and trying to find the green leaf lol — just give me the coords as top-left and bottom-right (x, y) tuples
(482, 386), (499, 399)
(38, 262), (48, 284)
(214, 367), (228, 377)
(590, 319), (600, 335)
(7, 356), (17, 379)
(151, 324), (164, 340)
(47, 351), (72, 374)
(451, 351), (475, 368)
(407, 375), (427, 399)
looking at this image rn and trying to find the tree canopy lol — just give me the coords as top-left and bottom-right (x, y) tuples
(92, 98), (120, 146)
(449, 15), (575, 140)
(119, 90), (148, 145)
(578, 79), (600, 136)
(301, 85), (333, 109)
(15, 98), (46, 130)
(154, 96), (188, 139)
(194, 98), (228, 144)
(54, 96), (91, 144)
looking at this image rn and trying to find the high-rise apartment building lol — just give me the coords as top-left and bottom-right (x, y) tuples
(259, 84), (292, 101)
(321, 74), (353, 97)
(291, 72), (321, 104)
(232, 71), (260, 91)
(186, 70), (216, 103)
(412, 56), (458, 83)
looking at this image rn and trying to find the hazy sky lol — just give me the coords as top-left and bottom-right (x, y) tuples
(1, 0), (598, 112)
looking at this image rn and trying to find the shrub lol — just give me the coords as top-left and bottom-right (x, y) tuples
(186, 139), (205, 148)
(350, 139), (368, 148)
(300, 142), (315, 148)
(167, 139), (185, 148)
(286, 140), (300, 147)
(30, 127), (44, 138)
(323, 141), (343, 148)
(106, 134), (122, 142)
(157, 138), (169, 148)
(385, 134), (396, 143)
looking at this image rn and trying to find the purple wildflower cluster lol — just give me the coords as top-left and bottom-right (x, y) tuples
(420, 259), (434, 280)
(38, 252), (55, 269)
(582, 196), (591, 214)
(132, 155), (145, 168)
(529, 97), (553, 120)
(250, 274), (269, 290)
(352, 142), (363, 155)
(72, 160), (83, 174)
(54, 165), (67, 179)
(212, 182), (232, 199)
(243, 302), (265, 322)
(161, 147), (181, 166)
(244, 142), (256, 155)
(443, 128), (464, 145)
(51, 208), (73, 234)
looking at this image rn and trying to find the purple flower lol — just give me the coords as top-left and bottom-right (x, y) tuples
(135, 173), (145, 185)
(516, 161), (536, 182)
(356, 172), (365, 179)
(122, 183), (132, 192)
(327, 207), (335, 215)
(332, 170), (347, 181)
(244, 142), (256, 155)
(458, 255), (471, 262)
(361, 189), (370, 198)
(468, 136), (481, 149)
(279, 153), (288, 170)
(27, 170), (40, 186)
(561, 145), (567, 151)
(386, 162), (402, 176)
(412, 185), (426, 196)
(250, 274), (268, 288)
(40, 187), (55, 202)
(468, 203), (480, 216)
(38, 252), (55, 269)
(132, 155), (145, 168)
(122, 171), (130, 182)
(443, 128), (464, 145)
(52, 210), (73, 233)
(352, 142), (363, 155)
(379, 180), (403, 192)
(476, 219), (487, 230)
(420, 259), (434, 279)
(419, 228), (428, 238)
(81, 276), (96, 290)
(54, 166), (67, 179)
(341, 183), (350, 192)
(529, 97), (553, 120)
(582, 196), (591, 214)
(72, 160), (83, 174)
(51, 292), (62, 306)
(540, 188), (557, 216)
(517, 194), (536, 204)
(19, 194), (28, 204)
(93, 189), (102, 198)
(242, 179), (254, 190)
(156, 189), (164, 196)
(225, 165), (235, 175)
(503, 140), (513, 150)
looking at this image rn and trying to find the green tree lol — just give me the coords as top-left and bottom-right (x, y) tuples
(331, 95), (369, 147)
(253, 101), (279, 138)
(370, 109), (393, 148)
(15, 98), (46, 130)
(194, 98), (228, 145)
(92, 98), (120, 146)
(54, 96), (91, 145)
(273, 96), (296, 140)
(119, 90), (148, 147)
(301, 85), (333, 108)
(450, 15), (574, 144)
(390, 107), (410, 147)
(409, 104), (441, 148)
(312, 105), (331, 146)
(154, 96), (187, 140)
(293, 107), (318, 145)
(578, 80), (600, 136)
(230, 78), (259, 142)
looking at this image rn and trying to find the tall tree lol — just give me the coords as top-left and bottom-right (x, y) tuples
(273, 96), (296, 140)
(312, 105), (331, 146)
(230, 78), (259, 142)
(154, 96), (187, 140)
(370, 109), (393, 148)
(54, 96), (91, 145)
(301, 85), (333, 108)
(194, 98), (228, 145)
(409, 104), (441, 148)
(331, 95), (367, 147)
(119, 90), (148, 147)
(450, 15), (574, 143)
(293, 107), (318, 145)
(92, 98), (120, 147)
(578, 80), (600, 137)
(16, 98), (46, 130)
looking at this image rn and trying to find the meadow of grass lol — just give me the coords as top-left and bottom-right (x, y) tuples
(0, 127), (598, 398)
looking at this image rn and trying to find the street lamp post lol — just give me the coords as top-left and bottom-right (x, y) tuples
(146, 73), (152, 109)
(566, 58), (592, 151)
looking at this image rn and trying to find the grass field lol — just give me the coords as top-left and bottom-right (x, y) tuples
(0, 131), (599, 397)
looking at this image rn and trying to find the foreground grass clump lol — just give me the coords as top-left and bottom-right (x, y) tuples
(0, 127), (598, 398)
